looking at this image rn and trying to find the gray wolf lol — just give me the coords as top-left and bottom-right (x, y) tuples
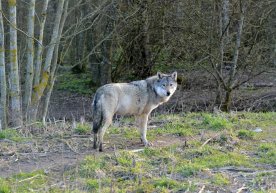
(92, 72), (177, 151)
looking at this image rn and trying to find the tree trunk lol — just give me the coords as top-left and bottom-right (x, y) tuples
(142, 2), (152, 76)
(23, 0), (35, 118)
(34, 0), (49, 86)
(0, 0), (7, 129)
(221, 89), (232, 112)
(42, 0), (69, 125)
(28, 0), (65, 121)
(72, 0), (87, 73)
(8, 0), (22, 127)
(228, 1), (245, 88)
(219, 0), (229, 74)
(87, 28), (100, 86)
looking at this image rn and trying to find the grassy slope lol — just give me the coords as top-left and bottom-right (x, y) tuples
(0, 112), (276, 192)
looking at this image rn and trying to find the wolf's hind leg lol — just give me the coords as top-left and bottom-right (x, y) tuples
(98, 116), (112, 152)
(137, 114), (151, 147)
(93, 132), (98, 149)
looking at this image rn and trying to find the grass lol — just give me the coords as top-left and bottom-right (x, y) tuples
(237, 129), (255, 139)
(0, 171), (47, 193)
(0, 128), (24, 142)
(55, 72), (96, 95)
(0, 112), (276, 192)
(257, 143), (276, 165)
(211, 173), (230, 186)
(74, 123), (91, 134)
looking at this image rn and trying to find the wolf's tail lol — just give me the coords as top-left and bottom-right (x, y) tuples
(92, 92), (103, 134)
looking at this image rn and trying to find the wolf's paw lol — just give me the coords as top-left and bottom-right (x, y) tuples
(143, 141), (153, 147)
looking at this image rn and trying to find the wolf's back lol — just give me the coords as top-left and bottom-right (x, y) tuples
(92, 92), (103, 133)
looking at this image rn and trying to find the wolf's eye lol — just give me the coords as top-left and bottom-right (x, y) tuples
(170, 83), (173, 86)
(162, 84), (166, 87)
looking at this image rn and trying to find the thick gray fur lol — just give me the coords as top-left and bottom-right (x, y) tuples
(92, 72), (177, 151)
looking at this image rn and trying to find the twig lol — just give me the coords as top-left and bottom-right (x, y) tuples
(236, 184), (247, 193)
(198, 185), (205, 193)
(0, 151), (15, 156)
(0, 9), (42, 46)
(18, 174), (41, 183)
(130, 149), (144, 153)
(58, 138), (79, 154)
(200, 138), (213, 149)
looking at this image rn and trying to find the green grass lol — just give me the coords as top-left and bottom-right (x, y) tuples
(202, 113), (233, 130)
(0, 129), (24, 142)
(257, 143), (276, 165)
(237, 129), (255, 139)
(74, 123), (91, 134)
(0, 171), (48, 193)
(211, 173), (230, 186)
(1, 112), (275, 192)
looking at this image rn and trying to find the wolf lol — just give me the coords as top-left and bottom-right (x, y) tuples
(92, 72), (177, 151)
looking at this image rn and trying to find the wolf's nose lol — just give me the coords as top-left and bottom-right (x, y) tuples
(167, 91), (171, 96)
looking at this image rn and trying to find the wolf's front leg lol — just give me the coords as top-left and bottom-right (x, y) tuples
(138, 114), (152, 147)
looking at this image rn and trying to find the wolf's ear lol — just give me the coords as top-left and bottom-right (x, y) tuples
(157, 72), (163, 79)
(172, 71), (177, 81)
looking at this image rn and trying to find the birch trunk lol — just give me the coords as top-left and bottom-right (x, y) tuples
(215, 0), (229, 107)
(0, 0), (7, 129)
(34, 0), (49, 86)
(221, 1), (245, 112)
(42, 0), (69, 125)
(28, 0), (65, 121)
(23, 0), (35, 117)
(219, 0), (229, 73)
(8, 0), (22, 127)
(228, 2), (245, 88)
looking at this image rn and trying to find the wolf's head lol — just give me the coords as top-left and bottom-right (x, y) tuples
(154, 72), (177, 98)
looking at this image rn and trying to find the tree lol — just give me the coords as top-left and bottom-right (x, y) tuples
(34, 0), (49, 86)
(8, 0), (22, 127)
(0, 0), (7, 129)
(23, 0), (35, 118)
(42, 0), (69, 125)
(27, 0), (66, 122)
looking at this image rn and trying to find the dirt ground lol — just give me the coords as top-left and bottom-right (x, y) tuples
(0, 122), (184, 178)
(1, 115), (276, 192)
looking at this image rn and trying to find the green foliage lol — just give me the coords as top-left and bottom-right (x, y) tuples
(257, 143), (276, 165)
(86, 179), (99, 191)
(0, 128), (23, 142)
(177, 146), (251, 177)
(202, 114), (232, 130)
(74, 123), (91, 134)
(237, 129), (255, 140)
(178, 164), (202, 177)
(79, 156), (105, 178)
(56, 72), (95, 95)
(211, 173), (230, 186)
(1, 170), (48, 192)
(0, 178), (11, 193)
(155, 122), (195, 137)
(153, 178), (180, 189)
